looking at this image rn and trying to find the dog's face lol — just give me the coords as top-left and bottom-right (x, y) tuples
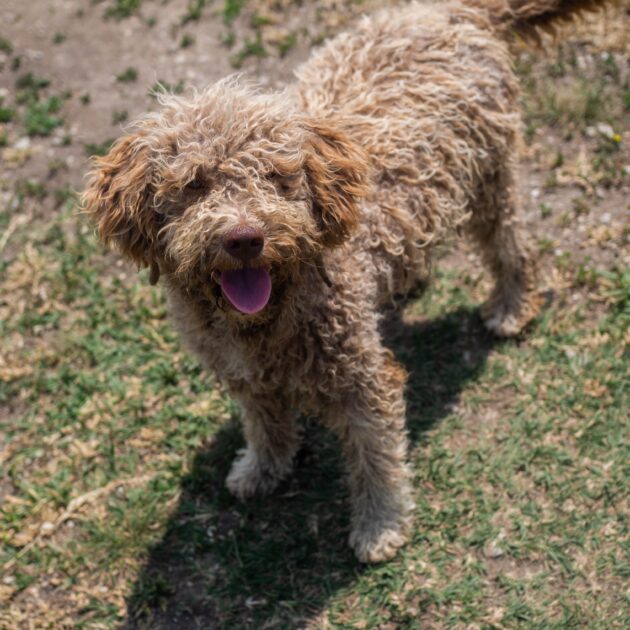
(83, 79), (369, 317)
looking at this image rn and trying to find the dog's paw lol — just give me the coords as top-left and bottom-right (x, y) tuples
(349, 519), (410, 563)
(226, 447), (291, 501)
(481, 292), (542, 338)
(481, 302), (523, 337)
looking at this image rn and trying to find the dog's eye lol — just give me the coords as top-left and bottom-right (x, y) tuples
(186, 176), (206, 191)
(276, 179), (292, 193)
(269, 172), (301, 196)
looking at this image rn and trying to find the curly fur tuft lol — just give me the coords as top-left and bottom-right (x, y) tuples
(508, 0), (618, 40)
(465, 0), (620, 44)
(303, 120), (371, 246)
(82, 133), (156, 268)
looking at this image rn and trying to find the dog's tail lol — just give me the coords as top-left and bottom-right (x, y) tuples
(470, 0), (620, 43)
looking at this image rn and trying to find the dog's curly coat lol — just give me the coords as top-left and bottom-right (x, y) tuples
(83, 0), (611, 562)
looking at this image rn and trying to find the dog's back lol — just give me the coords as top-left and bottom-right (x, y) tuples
(295, 0), (614, 307)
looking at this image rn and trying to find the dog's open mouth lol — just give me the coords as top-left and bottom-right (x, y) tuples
(214, 267), (272, 314)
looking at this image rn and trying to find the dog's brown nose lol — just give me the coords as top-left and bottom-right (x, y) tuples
(222, 225), (265, 261)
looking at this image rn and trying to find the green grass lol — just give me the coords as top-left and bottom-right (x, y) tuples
(112, 109), (129, 125)
(222, 0), (247, 25)
(0, 36), (12, 54)
(116, 67), (138, 83)
(518, 44), (627, 141)
(275, 32), (298, 58)
(84, 138), (116, 157)
(149, 79), (186, 98)
(180, 0), (210, 25)
(15, 73), (51, 102)
(230, 32), (267, 68)
(4, 73), (68, 137)
(0, 97), (16, 123)
(24, 97), (63, 136)
(104, 0), (142, 20)
(15, 178), (47, 200)
(180, 33), (195, 49)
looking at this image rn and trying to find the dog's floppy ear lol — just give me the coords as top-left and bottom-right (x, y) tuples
(82, 133), (160, 281)
(303, 120), (370, 247)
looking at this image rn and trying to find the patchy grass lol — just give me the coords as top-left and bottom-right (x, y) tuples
(0, 98), (16, 123)
(15, 73), (51, 101)
(1, 73), (68, 137)
(275, 32), (298, 58)
(24, 97), (64, 136)
(180, 0), (211, 26)
(230, 32), (268, 68)
(518, 44), (627, 140)
(180, 33), (195, 49)
(0, 206), (627, 627)
(0, 204), (232, 626)
(104, 0), (143, 20)
(112, 109), (129, 125)
(0, 37), (12, 54)
(222, 0), (248, 25)
(84, 138), (116, 157)
(149, 79), (186, 98)
(116, 67), (139, 83)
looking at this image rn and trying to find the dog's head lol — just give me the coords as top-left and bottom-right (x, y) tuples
(82, 79), (370, 317)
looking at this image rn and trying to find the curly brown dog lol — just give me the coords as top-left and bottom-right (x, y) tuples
(83, 0), (610, 562)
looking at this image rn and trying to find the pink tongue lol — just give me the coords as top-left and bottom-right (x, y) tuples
(220, 268), (272, 314)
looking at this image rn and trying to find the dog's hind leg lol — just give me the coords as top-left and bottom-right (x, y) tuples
(468, 167), (541, 337)
(226, 393), (299, 500)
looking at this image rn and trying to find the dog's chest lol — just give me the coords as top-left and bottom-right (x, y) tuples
(168, 302), (327, 406)
(200, 322), (335, 410)
(167, 284), (363, 412)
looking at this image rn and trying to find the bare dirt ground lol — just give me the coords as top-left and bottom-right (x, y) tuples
(0, 1), (628, 628)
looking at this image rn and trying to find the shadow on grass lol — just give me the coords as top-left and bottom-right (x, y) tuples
(124, 306), (499, 629)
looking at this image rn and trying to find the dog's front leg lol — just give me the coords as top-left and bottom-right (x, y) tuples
(330, 354), (414, 563)
(226, 391), (299, 501)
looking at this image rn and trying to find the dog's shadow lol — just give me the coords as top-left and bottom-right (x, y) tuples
(124, 306), (499, 629)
